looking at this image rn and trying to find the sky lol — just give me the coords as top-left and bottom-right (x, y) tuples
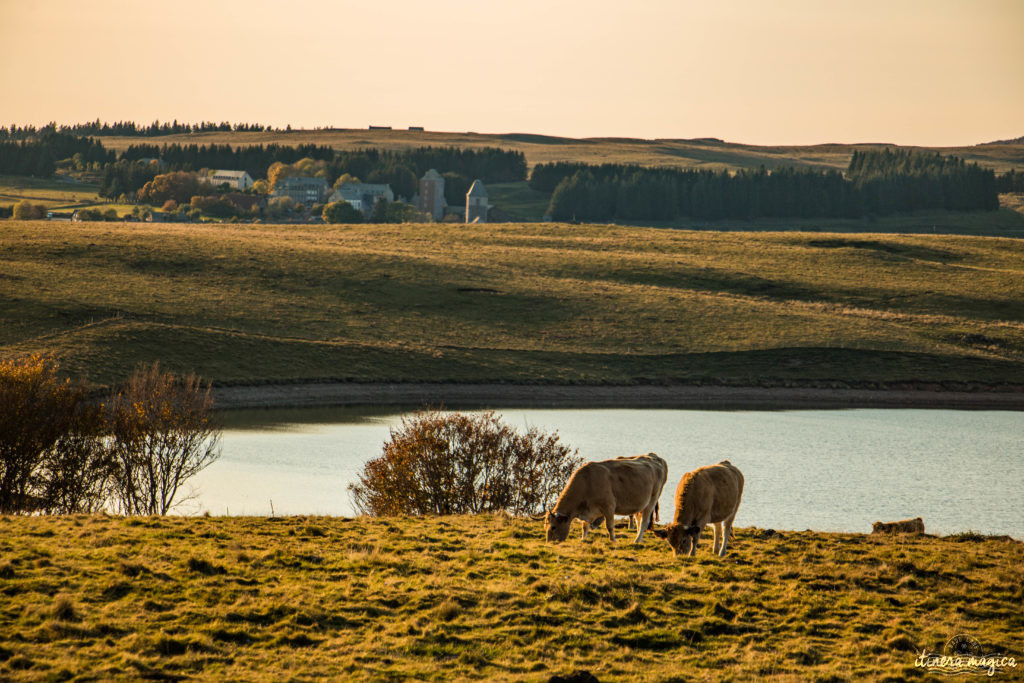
(1, 0), (1021, 146)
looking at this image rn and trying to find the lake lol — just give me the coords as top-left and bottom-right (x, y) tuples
(191, 407), (1023, 538)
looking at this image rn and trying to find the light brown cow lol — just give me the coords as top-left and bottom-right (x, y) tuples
(656, 460), (744, 557)
(544, 453), (668, 544)
(871, 517), (924, 535)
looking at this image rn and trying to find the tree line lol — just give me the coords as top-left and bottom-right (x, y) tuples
(0, 120), (273, 140)
(536, 149), (1000, 221)
(0, 132), (113, 177)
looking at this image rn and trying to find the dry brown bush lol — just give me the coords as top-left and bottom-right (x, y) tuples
(349, 410), (581, 516)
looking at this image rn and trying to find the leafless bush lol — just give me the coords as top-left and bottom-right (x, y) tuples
(349, 410), (581, 516)
(106, 363), (221, 515)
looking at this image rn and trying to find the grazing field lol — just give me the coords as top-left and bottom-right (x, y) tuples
(3, 220), (1024, 388)
(92, 129), (1024, 174)
(0, 514), (1019, 680)
(0, 176), (100, 210)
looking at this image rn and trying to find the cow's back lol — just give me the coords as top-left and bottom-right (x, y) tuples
(673, 460), (743, 524)
(595, 453), (666, 515)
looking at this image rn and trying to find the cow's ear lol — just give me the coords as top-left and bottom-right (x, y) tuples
(652, 527), (668, 539)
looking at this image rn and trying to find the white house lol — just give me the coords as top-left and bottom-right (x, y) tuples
(209, 170), (254, 191)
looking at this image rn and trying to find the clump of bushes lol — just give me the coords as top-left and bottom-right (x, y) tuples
(348, 410), (581, 516)
(0, 355), (220, 515)
(12, 200), (47, 219)
(75, 207), (119, 221)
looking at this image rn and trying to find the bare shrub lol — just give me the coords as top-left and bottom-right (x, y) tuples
(349, 410), (581, 516)
(106, 362), (221, 515)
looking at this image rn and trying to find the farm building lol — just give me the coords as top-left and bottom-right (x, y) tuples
(417, 169), (446, 221)
(328, 183), (394, 216)
(273, 177), (329, 206)
(209, 170), (254, 191)
(465, 179), (488, 223)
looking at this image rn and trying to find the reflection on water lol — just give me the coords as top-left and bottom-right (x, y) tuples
(194, 408), (1024, 537)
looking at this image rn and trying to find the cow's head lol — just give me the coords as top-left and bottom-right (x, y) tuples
(544, 511), (572, 543)
(662, 522), (702, 557)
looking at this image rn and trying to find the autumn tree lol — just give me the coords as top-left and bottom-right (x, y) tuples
(137, 171), (211, 205)
(0, 355), (109, 514)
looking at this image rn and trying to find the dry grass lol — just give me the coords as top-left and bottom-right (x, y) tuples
(3, 220), (1024, 388)
(0, 514), (1019, 680)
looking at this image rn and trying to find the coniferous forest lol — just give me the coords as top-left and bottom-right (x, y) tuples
(537, 149), (1000, 221)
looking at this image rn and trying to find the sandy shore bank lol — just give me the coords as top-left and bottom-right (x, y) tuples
(213, 382), (1024, 411)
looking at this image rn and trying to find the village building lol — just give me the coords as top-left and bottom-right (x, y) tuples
(465, 179), (488, 223)
(417, 169), (446, 221)
(209, 170), (254, 191)
(328, 182), (394, 216)
(273, 176), (328, 206)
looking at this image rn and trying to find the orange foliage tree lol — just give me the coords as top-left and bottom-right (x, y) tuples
(0, 355), (108, 514)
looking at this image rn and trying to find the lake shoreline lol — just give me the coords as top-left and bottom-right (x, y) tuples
(212, 381), (1024, 411)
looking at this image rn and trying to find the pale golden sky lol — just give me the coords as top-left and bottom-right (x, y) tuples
(1, 0), (1021, 145)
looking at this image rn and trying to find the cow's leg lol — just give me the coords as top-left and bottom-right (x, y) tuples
(603, 508), (617, 542)
(712, 521), (723, 555)
(581, 519), (591, 540)
(720, 513), (737, 557)
(633, 508), (652, 544)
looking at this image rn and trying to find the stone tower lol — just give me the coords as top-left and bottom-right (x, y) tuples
(465, 179), (488, 223)
(417, 169), (446, 221)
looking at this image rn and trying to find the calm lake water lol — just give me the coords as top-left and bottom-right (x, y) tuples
(191, 408), (1024, 538)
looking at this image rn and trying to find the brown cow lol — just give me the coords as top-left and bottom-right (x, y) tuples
(544, 453), (668, 544)
(871, 517), (924, 535)
(656, 460), (744, 557)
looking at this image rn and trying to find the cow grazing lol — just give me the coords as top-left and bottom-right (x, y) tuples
(871, 517), (924, 535)
(544, 453), (668, 544)
(656, 460), (744, 557)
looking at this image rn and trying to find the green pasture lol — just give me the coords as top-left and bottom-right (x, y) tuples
(0, 175), (100, 210)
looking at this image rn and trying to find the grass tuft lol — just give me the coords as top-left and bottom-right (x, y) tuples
(50, 596), (77, 622)
(186, 557), (226, 576)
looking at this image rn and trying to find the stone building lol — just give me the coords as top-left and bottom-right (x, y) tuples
(328, 183), (394, 216)
(417, 169), (446, 221)
(272, 177), (328, 206)
(465, 179), (488, 223)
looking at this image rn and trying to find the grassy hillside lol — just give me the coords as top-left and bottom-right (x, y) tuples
(94, 129), (1024, 173)
(0, 514), (1019, 680)
(3, 220), (1024, 388)
(0, 175), (100, 211)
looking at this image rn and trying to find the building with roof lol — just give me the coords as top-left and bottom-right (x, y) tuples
(465, 179), (488, 223)
(328, 183), (394, 216)
(417, 169), (446, 221)
(273, 176), (328, 207)
(209, 170), (254, 191)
